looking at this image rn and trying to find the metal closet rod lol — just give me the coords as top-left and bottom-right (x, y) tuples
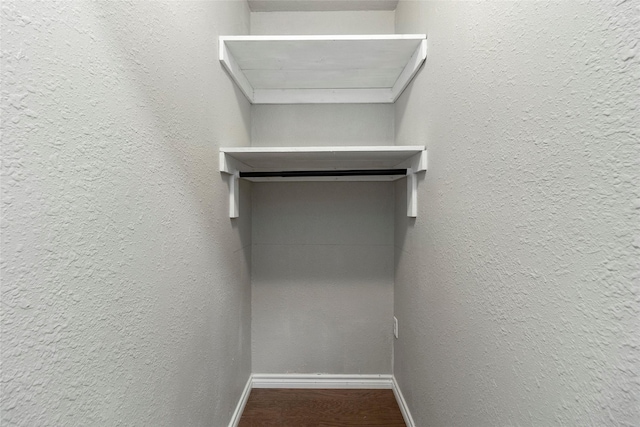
(240, 169), (408, 178)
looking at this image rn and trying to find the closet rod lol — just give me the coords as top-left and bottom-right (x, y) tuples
(240, 169), (407, 178)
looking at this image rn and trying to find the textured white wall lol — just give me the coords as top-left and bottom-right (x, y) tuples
(251, 182), (394, 374)
(394, 1), (639, 426)
(1, 2), (252, 426)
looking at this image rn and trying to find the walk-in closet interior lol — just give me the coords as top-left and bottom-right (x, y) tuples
(1, 1), (637, 426)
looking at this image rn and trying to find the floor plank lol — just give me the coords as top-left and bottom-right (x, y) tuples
(238, 388), (406, 427)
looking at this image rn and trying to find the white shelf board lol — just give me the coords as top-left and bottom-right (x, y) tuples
(219, 146), (427, 218)
(219, 35), (427, 104)
(220, 146), (426, 172)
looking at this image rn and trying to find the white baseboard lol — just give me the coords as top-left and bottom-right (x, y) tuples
(228, 376), (252, 427)
(392, 376), (416, 427)
(251, 373), (393, 389)
(229, 374), (415, 427)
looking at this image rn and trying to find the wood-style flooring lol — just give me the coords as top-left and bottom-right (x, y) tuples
(238, 388), (406, 427)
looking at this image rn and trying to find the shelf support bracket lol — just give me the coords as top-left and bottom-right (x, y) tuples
(407, 168), (418, 218)
(219, 37), (255, 103)
(397, 149), (427, 218)
(220, 151), (253, 219)
(228, 171), (240, 219)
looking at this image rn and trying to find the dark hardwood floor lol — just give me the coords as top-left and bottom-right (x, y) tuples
(238, 388), (406, 427)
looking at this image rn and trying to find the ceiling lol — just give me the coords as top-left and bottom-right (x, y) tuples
(248, 0), (399, 12)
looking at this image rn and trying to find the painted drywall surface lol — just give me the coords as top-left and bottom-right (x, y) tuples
(250, 10), (395, 35)
(249, 10), (396, 149)
(251, 182), (394, 374)
(248, 7), (396, 375)
(251, 104), (394, 147)
(393, 1), (639, 426)
(1, 2), (252, 426)
(248, 1), (399, 13)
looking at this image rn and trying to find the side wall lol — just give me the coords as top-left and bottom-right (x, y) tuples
(1, 2), (252, 426)
(393, 1), (639, 425)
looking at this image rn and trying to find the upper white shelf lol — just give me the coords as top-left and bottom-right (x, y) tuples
(219, 34), (427, 104)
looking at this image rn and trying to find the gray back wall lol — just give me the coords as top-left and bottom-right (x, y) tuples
(251, 104), (395, 147)
(250, 10), (396, 149)
(393, 1), (639, 426)
(251, 10), (395, 35)
(252, 182), (394, 374)
(249, 9), (397, 375)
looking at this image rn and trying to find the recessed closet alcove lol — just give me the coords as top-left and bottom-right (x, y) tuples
(217, 9), (427, 423)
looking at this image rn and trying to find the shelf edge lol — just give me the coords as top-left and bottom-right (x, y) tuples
(219, 34), (426, 42)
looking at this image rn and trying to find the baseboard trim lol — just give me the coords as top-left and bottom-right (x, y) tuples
(392, 376), (416, 427)
(251, 373), (393, 389)
(228, 376), (252, 427)
(229, 374), (414, 427)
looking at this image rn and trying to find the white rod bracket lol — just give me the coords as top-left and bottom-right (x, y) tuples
(407, 168), (418, 218)
(229, 171), (240, 219)
(394, 149), (427, 217)
(221, 151), (251, 219)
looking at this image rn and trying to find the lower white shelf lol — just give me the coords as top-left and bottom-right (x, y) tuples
(219, 146), (427, 218)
